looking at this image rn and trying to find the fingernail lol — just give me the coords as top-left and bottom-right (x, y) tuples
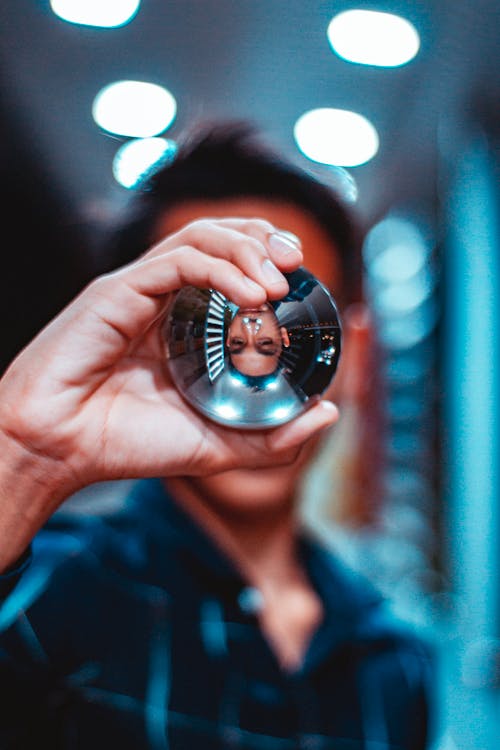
(321, 400), (338, 416)
(268, 231), (302, 255)
(262, 258), (285, 284)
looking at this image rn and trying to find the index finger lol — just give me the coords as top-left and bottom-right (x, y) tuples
(143, 217), (303, 299)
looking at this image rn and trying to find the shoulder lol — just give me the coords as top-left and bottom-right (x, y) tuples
(0, 482), (174, 698)
(305, 534), (435, 664)
(0, 480), (175, 633)
(306, 539), (436, 743)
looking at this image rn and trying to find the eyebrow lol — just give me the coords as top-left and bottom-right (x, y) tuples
(228, 339), (279, 356)
(227, 338), (246, 353)
(256, 340), (279, 355)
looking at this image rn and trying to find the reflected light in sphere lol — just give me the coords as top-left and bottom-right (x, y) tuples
(271, 405), (293, 421)
(214, 403), (240, 421)
(93, 81), (176, 137)
(113, 138), (177, 189)
(50, 0), (140, 27)
(327, 10), (420, 67)
(294, 108), (379, 167)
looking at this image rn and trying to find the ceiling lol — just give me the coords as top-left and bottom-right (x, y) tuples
(1, 0), (499, 231)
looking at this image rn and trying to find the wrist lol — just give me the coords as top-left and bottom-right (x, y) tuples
(0, 425), (74, 572)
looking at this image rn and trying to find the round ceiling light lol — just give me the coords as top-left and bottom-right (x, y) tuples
(50, 0), (140, 28)
(294, 108), (379, 167)
(363, 217), (430, 284)
(92, 80), (177, 138)
(327, 10), (420, 67)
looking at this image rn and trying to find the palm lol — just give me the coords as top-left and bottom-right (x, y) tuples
(0, 218), (338, 573)
(44, 318), (284, 484)
(78, 344), (221, 479)
(1, 218), (337, 494)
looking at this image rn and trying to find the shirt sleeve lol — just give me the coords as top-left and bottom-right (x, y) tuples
(0, 532), (87, 745)
(0, 546), (32, 599)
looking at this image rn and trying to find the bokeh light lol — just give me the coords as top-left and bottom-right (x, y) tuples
(113, 137), (177, 188)
(363, 217), (430, 284)
(50, 0), (140, 28)
(327, 10), (420, 67)
(93, 80), (176, 137)
(294, 108), (379, 167)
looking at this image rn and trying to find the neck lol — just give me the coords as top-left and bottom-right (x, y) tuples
(165, 477), (324, 672)
(164, 478), (303, 592)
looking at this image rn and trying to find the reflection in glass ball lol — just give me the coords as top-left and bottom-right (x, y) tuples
(164, 267), (342, 428)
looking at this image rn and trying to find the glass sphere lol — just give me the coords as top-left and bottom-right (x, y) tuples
(164, 267), (341, 428)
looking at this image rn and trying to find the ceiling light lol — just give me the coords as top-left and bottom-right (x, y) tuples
(93, 80), (176, 138)
(294, 108), (379, 167)
(113, 138), (177, 189)
(363, 217), (430, 284)
(373, 269), (435, 317)
(327, 10), (420, 67)
(50, 0), (140, 28)
(378, 301), (439, 349)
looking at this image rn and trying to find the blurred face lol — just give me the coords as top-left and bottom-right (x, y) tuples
(227, 303), (288, 377)
(156, 197), (340, 290)
(156, 197), (346, 516)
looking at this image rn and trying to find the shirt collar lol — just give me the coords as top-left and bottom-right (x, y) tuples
(125, 479), (382, 621)
(125, 478), (247, 597)
(114, 479), (391, 674)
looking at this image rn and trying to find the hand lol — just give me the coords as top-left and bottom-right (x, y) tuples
(0, 218), (338, 506)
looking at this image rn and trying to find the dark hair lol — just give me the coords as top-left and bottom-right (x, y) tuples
(105, 121), (362, 306)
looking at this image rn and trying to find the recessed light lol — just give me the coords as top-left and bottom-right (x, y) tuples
(50, 0), (140, 28)
(327, 10), (420, 67)
(294, 108), (379, 167)
(363, 217), (430, 284)
(93, 80), (176, 138)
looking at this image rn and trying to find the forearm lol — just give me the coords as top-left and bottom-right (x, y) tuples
(0, 428), (73, 572)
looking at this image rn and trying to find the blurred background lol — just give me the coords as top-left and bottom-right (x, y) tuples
(1, 1), (499, 747)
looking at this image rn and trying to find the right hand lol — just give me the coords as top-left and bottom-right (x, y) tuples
(0, 218), (338, 514)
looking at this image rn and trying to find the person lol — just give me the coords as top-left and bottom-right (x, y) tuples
(0, 122), (433, 748)
(226, 303), (289, 377)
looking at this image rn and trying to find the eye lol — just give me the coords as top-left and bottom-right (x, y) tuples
(257, 339), (278, 355)
(229, 338), (245, 353)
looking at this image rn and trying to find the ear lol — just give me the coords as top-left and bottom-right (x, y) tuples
(334, 303), (374, 403)
(280, 326), (290, 348)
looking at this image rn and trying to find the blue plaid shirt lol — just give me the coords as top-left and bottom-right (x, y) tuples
(0, 479), (433, 749)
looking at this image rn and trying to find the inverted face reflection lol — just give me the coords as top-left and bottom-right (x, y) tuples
(165, 268), (341, 429)
(226, 304), (290, 377)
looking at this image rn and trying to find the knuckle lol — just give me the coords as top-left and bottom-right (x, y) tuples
(168, 245), (198, 265)
(184, 218), (214, 237)
(237, 237), (265, 260)
(247, 218), (275, 234)
(88, 273), (116, 295)
(84, 273), (130, 309)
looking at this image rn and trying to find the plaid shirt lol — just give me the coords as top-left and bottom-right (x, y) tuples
(0, 479), (433, 749)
